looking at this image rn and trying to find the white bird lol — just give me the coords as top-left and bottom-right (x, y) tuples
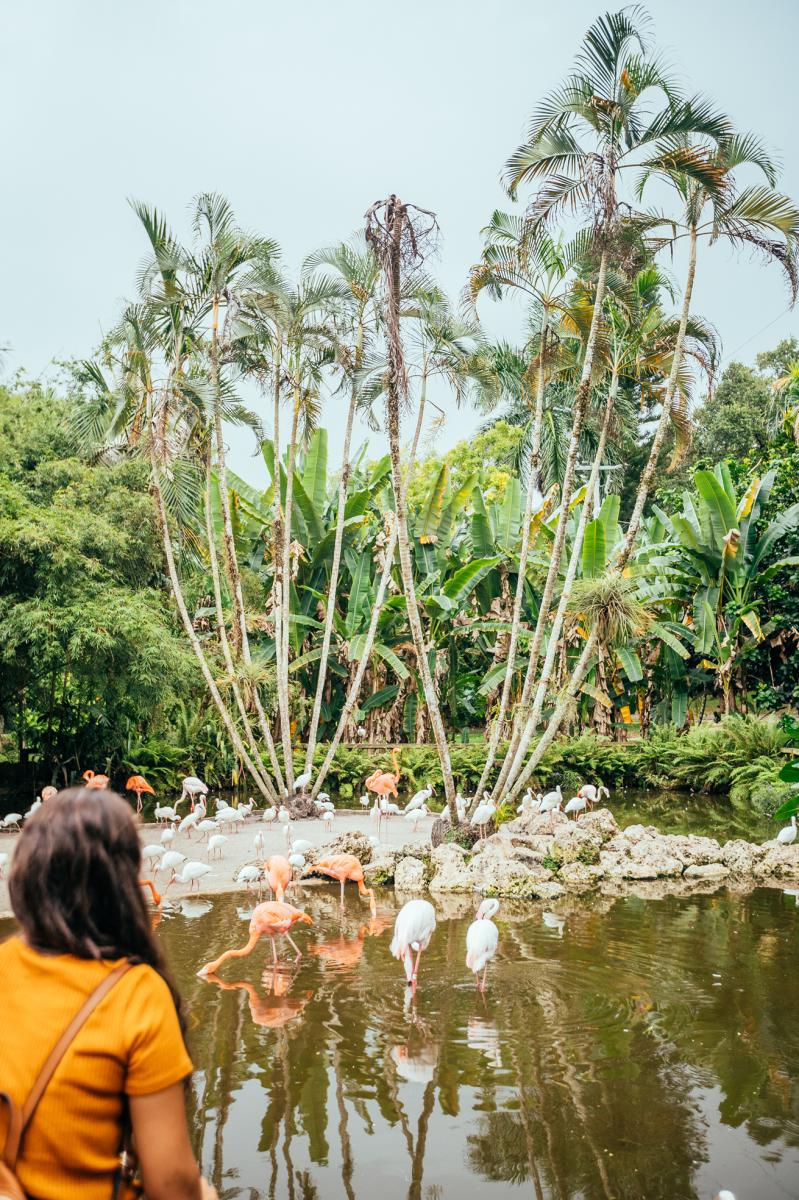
(577, 782), (609, 808)
(169, 861), (212, 891)
(197, 819), (219, 836)
(293, 770), (313, 792)
(262, 805), (276, 826)
(455, 793), (467, 822)
(465, 899), (500, 991)
(220, 808), (245, 832)
(253, 831), (266, 857)
(278, 805), (291, 827)
(470, 798), (496, 839)
(154, 805), (178, 824)
(1, 813), (22, 831)
(239, 798), (256, 817)
(288, 853), (305, 871)
(25, 799), (42, 820)
(237, 863), (263, 891)
(291, 839), (313, 854)
(357, 725), (367, 738)
(404, 804), (428, 832)
(777, 815), (797, 845)
(540, 786), (563, 830)
(178, 776), (208, 811)
(160, 828), (175, 846)
(207, 834), (227, 860)
(563, 795), (587, 820)
(405, 785), (433, 813)
(715, 1192), (736, 1200)
(322, 810), (335, 832)
(0, 852), (9, 878)
(317, 792), (330, 804)
(159, 850), (186, 874)
(178, 811), (201, 837)
(141, 844), (165, 869)
(390, 899), (437, 988)
(359, 793), (370, 808)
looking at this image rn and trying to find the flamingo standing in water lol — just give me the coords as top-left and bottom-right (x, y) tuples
(265, 854), (292, 901)
(126, 774), (155, 814)
(306, 854), (377, 916)
(198, 901), (313, 973)
(390, 898), (436, 989)
(139, 878), (161, 906)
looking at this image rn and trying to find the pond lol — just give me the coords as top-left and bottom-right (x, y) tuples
(106, 883), (799, 1200)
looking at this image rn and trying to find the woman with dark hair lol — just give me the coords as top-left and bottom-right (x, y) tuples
(0, 788), (216, 1200)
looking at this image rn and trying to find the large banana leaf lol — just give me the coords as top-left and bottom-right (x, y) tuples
(470, 487), (494, 557)
(344, 551), (372, 638)
(442, 556), (502, 604)
(582, 517), (606, 578)
(361, 684), (399, 713)
(437, 472), (478, 548)
(302, 428), (328, 515)
(695, 469), (737, 539)
(417, 464), (448, 544)
(616, 646), (643, 682)
(495, 477), (522, 552)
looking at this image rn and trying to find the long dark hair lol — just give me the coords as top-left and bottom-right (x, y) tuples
(9, 788), (184, 1025)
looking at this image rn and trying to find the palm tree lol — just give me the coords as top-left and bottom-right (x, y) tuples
(469, 219), (587, 803)
(622, 131), (799, 557)
(300, 236), (381, 774)
(493, 6), (732, 799)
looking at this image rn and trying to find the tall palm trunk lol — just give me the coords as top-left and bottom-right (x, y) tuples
(381, 205), (457, 820)
(511, 245), (698, 798)
(204, 467), (277, 800)
(489, 251), (608, 806)
(150, 447), (272, 799)
(276, 386), (301, 792)
(304, 382), (358, 773)
(310, 395), (428, 799)
(211, 303), (285, 792)
(504, 369), (618, 800)
(473, 313), (549, 803)
(620, 227), (698, 558)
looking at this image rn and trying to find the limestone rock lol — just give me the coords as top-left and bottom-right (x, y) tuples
(683, 862), (729, 880)
(548, 824), (602, 866)
(660, 834), (723, 868)
(721, 839), (766, 875)
(753, 843), (799, 880)
(394, 856), (430, 892)
(304, 833), (373, 866)
(363, 857), (398, 887)
(429, 843), (471, 893)
(577, 808), (619, 842)
(559, 861), (606, 888)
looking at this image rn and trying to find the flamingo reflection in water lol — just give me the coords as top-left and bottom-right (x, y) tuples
(202, 967), (312, 1029)
(309, 916), (393, 971)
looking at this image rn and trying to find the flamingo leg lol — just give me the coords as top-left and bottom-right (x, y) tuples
(411, 945), (423, 984)
(481, 964), (488, 992)
(271, 937), (278, 965)
(285, 933), (303, 962)
(340, 878), (346, 907)
(199, 931), (261, 975)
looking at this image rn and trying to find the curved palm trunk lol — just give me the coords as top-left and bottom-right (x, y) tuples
(211, 308), (285, 792)
(310, 395), (428, 799)
(504, 370), (618, 801)
(621, 227), (698, 557)
(150, 452), (272, 799)
(276, 389), (301, 793)
(204, 468), (277, 800)
(473, 313), (549, 803)
(303, 384), (358, 773)
(488, 252), (608, 807)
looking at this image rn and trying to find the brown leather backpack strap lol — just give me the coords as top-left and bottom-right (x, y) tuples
(0, 1091), (23, 1166)
(4, 961), (133, 1168)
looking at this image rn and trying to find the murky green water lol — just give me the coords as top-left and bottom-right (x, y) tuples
(134, 884), (799, 1200)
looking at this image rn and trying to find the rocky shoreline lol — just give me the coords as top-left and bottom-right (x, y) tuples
(306, 808), (799, 901)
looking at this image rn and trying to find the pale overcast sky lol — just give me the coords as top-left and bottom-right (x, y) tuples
(2, 0), (798, 485)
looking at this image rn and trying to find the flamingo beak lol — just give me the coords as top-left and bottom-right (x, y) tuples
(301, 913), (314, 925)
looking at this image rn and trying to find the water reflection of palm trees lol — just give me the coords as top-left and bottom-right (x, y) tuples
(165, 888), (799, 1200)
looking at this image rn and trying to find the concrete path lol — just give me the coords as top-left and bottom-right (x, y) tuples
(0, 807), (435, 917)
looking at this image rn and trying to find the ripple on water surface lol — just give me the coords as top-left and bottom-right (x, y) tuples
(119, 884), (799, 1200)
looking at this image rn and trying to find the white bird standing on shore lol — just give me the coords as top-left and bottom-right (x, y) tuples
(1, 814), (22, 831)
(405, 785), (433, 814)
(564, 795), (587, 820)
(293, 771), (313, 793)
(404, 805), (428, 832)
(777, 815), (797, 845)
(465, 899), (500, 991)
(390, 899), (437, 988)
(167, 861), (212, 891)
(160, 827), (175, 846)
(263, 806), (277, 828)
(237, 863), (263, 892)
(470, 798), (496, 840)
(207, 834), (227, 860)
(540, 786), (563, 830)
(159, 850), (186, 875)
(154, 805), (177, 825)
(253, 831), (266, 857)
(322, 809), (335, 833)
(141, 844), (165, 870)
(359, 793), (370, 809)
(577, 782), (609, 809)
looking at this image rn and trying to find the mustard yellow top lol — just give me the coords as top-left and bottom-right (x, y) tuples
(0, 935), (193, 1200)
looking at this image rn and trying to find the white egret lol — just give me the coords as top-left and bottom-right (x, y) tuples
(465, 899), (500, 991)
(390, 899), (437, 988)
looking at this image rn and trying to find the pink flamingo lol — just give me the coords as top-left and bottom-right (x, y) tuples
(126, 774), (155, 814)
(82, 770), (111, 790)
(265, 854), (292, 901)
(365, 748), (400, 800)
(198, 901), (313, 974)
(307, 853), (377, 916)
